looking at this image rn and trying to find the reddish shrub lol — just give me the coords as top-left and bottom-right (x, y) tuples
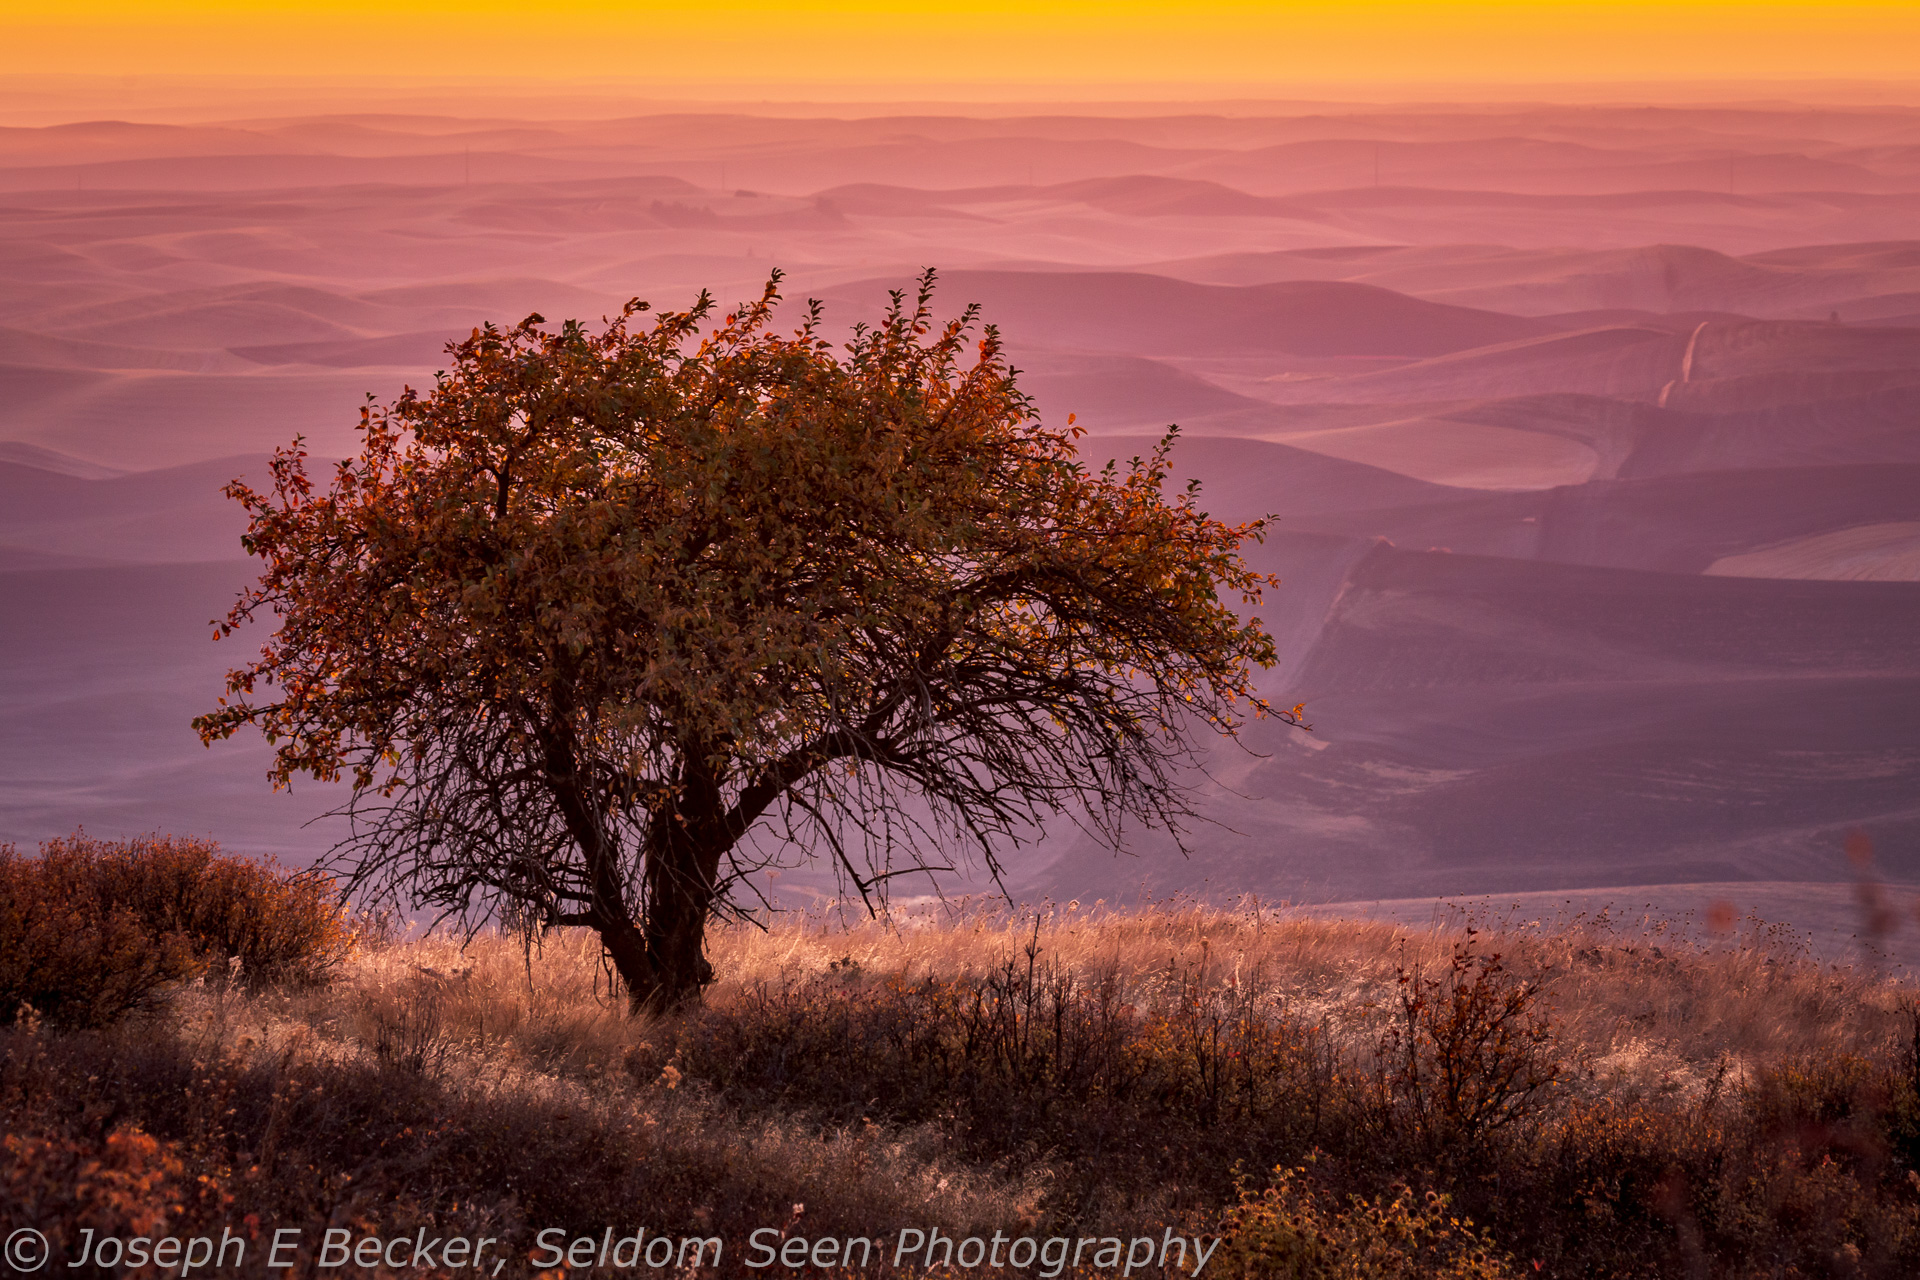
(0, 842), (197, 1026)
(2, 1127), (187, 1257)
(0, 833), (354, 1026)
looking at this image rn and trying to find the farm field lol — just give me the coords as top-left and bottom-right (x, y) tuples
(2, 94), (1917, 933)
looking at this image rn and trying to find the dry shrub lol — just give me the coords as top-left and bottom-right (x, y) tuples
(1213, 1164), (1516, 1279)
(39, 831), (356, 986)
(0, 841), (198, 1026)
(665, 907), (1920, 1276)
(1708, 1051), (1920, 1273)
(2, 1127), (186, 1250)
(0, 833), (354, 1027)
(1515, 1052), (1920, 1279)
(1, 1109), (480, 1280)
(1373, 935), (1563, 1161)
(641, 934), (1340, 1227)
(0, 1015), (1032, 1277)
(8, 901), (1920, 1277)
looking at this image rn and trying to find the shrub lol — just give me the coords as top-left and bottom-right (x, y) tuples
(1213, 1164), (1517, 1279)
(0, 833), (354, 1026)
(1701, 1053), (1920, 1275)
(0, 842), (198, 1026)
(48, 832), (355, 986)
(1374, 935), (1563, 1161)
(2, 1127), (188, 1259)
(636, 940), (1341, 1226)
(11, 904), (1920, 1277)
(0, 1015), (1023, 1279)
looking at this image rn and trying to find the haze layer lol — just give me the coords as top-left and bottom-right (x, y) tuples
(1, 95), (1916, 918)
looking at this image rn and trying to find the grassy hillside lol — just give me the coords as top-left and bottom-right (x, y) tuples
(6, 897), (1920, 1277)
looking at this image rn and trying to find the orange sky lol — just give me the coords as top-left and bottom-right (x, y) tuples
(5, 2), (1919, 90)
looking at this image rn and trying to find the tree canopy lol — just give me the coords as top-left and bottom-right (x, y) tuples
(197, 272), (1295, 1009)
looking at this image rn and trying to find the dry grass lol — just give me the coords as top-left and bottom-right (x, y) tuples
(705, 900), (1908, 1091)
(6, 899), (1919, 1278)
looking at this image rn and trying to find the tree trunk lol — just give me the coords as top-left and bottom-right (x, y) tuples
(595, 900), (713, 1015)
(640, 874), (715, 1011)
(549, 730), (724, 1014)
(598, 917), (660, 1015)
(598, 811), (722, 1014)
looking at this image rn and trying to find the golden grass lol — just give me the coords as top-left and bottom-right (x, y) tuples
(704, 900), (1907, 1080)
(263, 899), (1911, 1158)
(7, 900), (1919, 1277)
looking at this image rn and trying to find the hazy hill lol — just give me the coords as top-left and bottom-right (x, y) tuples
(0, 97), (1915, 927)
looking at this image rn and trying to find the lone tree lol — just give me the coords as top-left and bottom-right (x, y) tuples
(197, 272), (1294, 1010)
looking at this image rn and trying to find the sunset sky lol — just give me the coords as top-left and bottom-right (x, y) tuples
(6, 2), (1919, 91)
